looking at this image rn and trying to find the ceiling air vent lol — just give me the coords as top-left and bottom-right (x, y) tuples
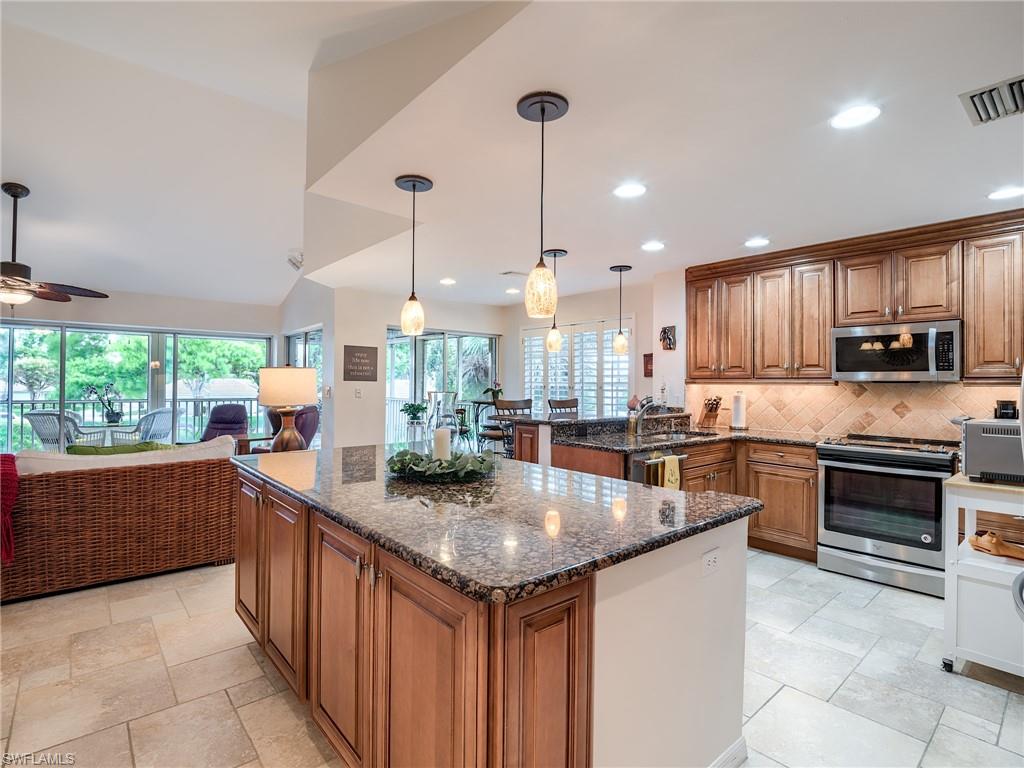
(959, 76), (1024, 125)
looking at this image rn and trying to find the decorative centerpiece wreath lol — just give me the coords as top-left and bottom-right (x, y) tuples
(386, 449), (495, 483)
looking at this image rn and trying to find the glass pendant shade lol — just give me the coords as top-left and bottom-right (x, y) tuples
(525, 259), (557, 318)
(400, 294), (425, 336)
(0, 289), (32, 305)
(545, 324), (563, 352)
(613, 331), (629, 356)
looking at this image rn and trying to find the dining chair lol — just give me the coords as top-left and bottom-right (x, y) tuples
(492, 398), (533, 458)
(548, 397), (579, 417)
(110, 407), (173, 445)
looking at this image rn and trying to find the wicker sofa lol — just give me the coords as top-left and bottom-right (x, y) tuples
(2, 437), (238, 602)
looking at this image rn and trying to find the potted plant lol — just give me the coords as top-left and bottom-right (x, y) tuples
(400, 401), (428, 424)
(482, 380), (503, 402)
(83, 383), (123, 424)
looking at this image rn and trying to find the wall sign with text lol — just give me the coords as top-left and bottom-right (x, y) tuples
(343, 345), (378, 381)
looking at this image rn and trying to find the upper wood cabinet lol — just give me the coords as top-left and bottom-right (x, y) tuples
(893, 242), (961, 322)
(836, 252), (893, 326)
(836, 244), (961, 326)
(964, 232), (1023, 379)
(686, 274), (752, 379)
(753, 262), (832, 379)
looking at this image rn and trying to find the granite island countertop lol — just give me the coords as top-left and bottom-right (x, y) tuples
(231, 446), (762, 604)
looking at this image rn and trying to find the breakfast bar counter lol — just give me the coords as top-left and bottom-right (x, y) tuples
(231, 446), (762, 767)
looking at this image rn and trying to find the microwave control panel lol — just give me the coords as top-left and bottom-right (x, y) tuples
(935, 332), (955, 371)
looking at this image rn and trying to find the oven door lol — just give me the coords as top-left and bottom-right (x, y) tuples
(817, 459), (948, 569)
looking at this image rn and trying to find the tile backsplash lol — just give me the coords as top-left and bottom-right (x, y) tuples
(685, 381), (1020, 441)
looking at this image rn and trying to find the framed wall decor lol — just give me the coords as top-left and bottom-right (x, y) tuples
(659, 325), (677, 351)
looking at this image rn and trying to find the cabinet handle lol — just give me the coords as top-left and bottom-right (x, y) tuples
(783, 362), (790, 370)
(897, 305), (903, 316)
(1016, 356), (1022, 370)
(776, 451), (785, 457)
(354, 554), (362, 580)
(885, 306), (891, 316)
(795, 363), (801, 371)
(369, 567), (381, 590)
(809, 476), (815, 488)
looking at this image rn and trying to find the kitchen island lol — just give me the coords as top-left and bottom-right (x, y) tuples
(232, 446), (762, 767)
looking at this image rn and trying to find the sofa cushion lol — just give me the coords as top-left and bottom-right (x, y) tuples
(16, 435), (236, 475)
(67, 441), (174, 456)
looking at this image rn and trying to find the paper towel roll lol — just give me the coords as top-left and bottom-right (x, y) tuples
(731, 391), (747, 430)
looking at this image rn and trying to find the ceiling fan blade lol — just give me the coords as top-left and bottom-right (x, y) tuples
(36, 282), (109, 299)
(29, 288), (72, 302)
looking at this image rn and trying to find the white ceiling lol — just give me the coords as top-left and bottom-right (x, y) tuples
(307, 1), (1024, 305)
(2, 2), (1023, 309)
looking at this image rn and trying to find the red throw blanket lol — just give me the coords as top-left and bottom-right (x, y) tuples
(1, 454), (17, 564)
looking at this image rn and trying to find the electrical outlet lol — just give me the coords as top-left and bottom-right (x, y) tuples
(354, 388), (362, 399)
(701, 547), (720, 577)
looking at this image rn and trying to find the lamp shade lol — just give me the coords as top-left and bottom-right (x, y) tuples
(612, 331), (629, 356)
(545, 325), (563, 352)
(525, 260), (557, 318)
(258, 367), (317, 407)
(400, 295), (425, 336)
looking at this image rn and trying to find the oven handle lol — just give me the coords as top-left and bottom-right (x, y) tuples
(927, 326), (938, 380)
(817, 459), (952, 479)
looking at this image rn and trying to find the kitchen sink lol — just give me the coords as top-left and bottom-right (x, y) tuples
(641, 430), (718, 441)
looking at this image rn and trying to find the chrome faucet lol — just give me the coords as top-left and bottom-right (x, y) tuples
(628, 396), (661, 438)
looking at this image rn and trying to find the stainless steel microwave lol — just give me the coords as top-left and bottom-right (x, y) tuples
(832, 320), (961, 382)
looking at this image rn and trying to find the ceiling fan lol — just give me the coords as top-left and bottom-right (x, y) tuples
(1, 181), (109, 306)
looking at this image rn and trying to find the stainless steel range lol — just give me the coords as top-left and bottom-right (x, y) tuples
(816, 433), (959, 597)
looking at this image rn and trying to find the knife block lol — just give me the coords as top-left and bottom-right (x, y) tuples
(697, 405), (722, 429)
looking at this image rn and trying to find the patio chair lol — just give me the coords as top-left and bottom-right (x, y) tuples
(110, 407), (173, 445)
(200, 404), (250, 441)
(23, 410), (105, 452)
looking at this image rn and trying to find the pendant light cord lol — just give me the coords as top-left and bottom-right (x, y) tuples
(10, 196), (17, 263)
(410, 184), (417, 297)
(618, 269), (623, 333)
(539, 103), (546, 266)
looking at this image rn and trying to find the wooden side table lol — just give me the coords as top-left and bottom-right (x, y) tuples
(943, 473), (1024, 676)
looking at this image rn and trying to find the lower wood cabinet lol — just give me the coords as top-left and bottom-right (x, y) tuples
(551, 444), (626, 479)
(264, 488), (307, 696)
(235, 473), (263, 639)
(309, 513), (373, 768)
(745, 460), (817, 560)
(683, 461), (735, 493)
(514, 424), (540, 464)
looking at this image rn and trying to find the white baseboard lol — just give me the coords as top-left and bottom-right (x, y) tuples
(709, 735), (747, 768)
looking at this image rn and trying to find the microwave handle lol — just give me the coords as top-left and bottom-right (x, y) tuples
(927, 327), (938, 380)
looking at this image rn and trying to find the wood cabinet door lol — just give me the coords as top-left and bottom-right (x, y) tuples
(309, 514), (373, 768)
(682, 467), (709, 492)
(893, 242), (961, 322)
(235, 473), (262, 640)
(501, 579), (592, 768)
(373, 549), (483, 767)
(746, 462), (817, 554)
(263, 489), (307, 697)
(708, 462), (736, 494)
(964, 233), (1023, 379)
(792, 261), (833, 378)
(836, 252), (893, 326)
(514, 424), (539, 464)
(719, 273), (754, 378)
(686, 278), (719, 378)
(754, 267), (792, 378)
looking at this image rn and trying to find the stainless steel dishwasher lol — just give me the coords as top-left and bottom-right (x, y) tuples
(628, 447), (688, 485)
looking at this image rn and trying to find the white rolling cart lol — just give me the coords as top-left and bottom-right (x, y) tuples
(942, 473), (1024, 676)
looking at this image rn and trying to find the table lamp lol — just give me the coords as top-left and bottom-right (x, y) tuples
(258, 367), (318, 452)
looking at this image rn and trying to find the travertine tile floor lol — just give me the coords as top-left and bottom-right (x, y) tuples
(1, 553), (1022, 767)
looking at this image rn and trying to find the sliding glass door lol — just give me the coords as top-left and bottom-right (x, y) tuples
(0, 321), (270, 452)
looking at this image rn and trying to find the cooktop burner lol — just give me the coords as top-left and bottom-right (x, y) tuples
(817, 432), (960, 469)
(819, 433), (960, 454)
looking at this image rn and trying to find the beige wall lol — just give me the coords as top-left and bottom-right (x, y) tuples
(1, 289), (280, 337)
(499, 282), (656, 404)
(332, 288), (505, 447)
(651, 269), (687, 406)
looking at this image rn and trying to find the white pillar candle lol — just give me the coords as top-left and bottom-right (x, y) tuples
(433, 428), (451, 461)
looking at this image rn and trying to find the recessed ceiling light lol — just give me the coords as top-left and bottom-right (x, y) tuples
(613, 182), (646, 199)
(505, 287), (520, 295)
(988, 186), (1024, 200)
(439, 277), (456, 286)
(744, 236), (770, 248)
(641, 240), (665, 252)
(829, 104), (881, 129)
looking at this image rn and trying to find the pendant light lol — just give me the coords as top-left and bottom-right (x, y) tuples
(610, 265), (632, 355)
(518, 92), (569, 319)
(544, 249), (566, 352)
(395, 175), (433, 336)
